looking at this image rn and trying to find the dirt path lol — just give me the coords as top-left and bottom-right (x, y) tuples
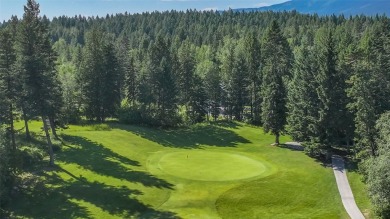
(332, 155), (365, 219)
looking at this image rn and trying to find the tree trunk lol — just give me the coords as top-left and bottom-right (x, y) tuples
(49, 116), (59, 140)
(206, 105), (210, 122)
(253, 83), (258, 123)
(42, 116), (55, 166)
(23, 110), (31, 140)
(275, 133), (280, 145)
(251, 82), (254, 121)
(9, 104), (16, 151)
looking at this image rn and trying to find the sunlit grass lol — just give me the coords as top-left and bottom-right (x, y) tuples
(7, 120), (370, 218)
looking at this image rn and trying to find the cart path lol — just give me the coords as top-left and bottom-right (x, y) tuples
(332, 155), (365, 219)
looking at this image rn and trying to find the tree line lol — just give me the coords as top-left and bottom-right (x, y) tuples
(1, 0), (390, 217)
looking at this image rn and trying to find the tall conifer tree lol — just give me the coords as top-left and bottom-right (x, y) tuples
(0, 26), (18, 151)
(347, 20), (390, 157)
(243, 31), (262, 123)
(16, 0), (62, 165)
(311, 28), (343, 151)
(261, 21), (291, 145)
(287, 43), (318, 142)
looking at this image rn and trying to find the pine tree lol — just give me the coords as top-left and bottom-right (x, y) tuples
(287, 44), (319, 142)
(218, 37), (237, 120)
(243, 31), (262, 123)
(16, 0), (62, 165)
(124, 55), (138, 104)
(202, 60), (221, 121)
(79, 27), (104, 121)
(0, 127), (11, 209)
(177, 40), (206, 123)
(311, 27), (344, 151)
(79, 28), (102, 121)
(261, 21), (291, 145)
(101, 41), (121, 121)
(0, 27), (18, 151)
(347, 20), (390, 157)
(80, 28), (121, 122)
(188, 74), (207, 123)
(230, 51), (248, 121)
(148, 36), (178, 126)
(177, 40), (195, 108)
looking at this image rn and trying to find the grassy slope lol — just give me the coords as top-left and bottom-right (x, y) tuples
(216, 126), (346, 219)
(347, 171), (374, 219)
(7, 121), (368, 218)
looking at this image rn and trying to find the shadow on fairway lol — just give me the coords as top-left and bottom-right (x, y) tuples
(7, 169), (178, 219)
(110, 123), (250, 149)
(211, 120), (243, 129)
(59, 135), (174, 189)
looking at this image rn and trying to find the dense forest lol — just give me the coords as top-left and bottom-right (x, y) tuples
(1, 0), (390, 217)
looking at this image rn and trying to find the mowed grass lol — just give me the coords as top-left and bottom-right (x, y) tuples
(7, 120), (369, 218)
(347, 170), (374, 218)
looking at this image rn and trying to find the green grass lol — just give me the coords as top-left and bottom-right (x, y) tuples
(7, 120), (369, 218)
(347, 170), (375, 219)
(152, 151), (273, 181)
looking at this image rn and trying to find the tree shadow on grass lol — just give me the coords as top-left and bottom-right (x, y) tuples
(7, 169), (178, 219)
(210, 120), (243, 129)
(344, 158), (360, 173)
(59, 135), (174, 189)
(109, 123), (250, 149)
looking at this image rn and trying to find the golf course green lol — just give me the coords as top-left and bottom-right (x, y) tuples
(7, 121), (371, 218)
(152, 151), (272, 181)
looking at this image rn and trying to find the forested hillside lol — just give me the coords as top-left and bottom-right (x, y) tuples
(1, 0), (390, 217)
(236, 0), (390, 16)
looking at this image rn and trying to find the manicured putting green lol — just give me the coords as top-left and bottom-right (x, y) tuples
(157, 151), (269, 181)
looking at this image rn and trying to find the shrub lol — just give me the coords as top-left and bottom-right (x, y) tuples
(118, 100), (143, 125)
(119, 99), (182, 127)
(88, 124), (112, 131)
(17, 146), (45, 168)
(0, 128), (11, 209)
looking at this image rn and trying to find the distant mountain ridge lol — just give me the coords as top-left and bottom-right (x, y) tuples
(234, 0), (390, 16)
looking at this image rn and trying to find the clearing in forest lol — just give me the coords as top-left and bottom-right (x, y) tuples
(7, 121), (370, 218)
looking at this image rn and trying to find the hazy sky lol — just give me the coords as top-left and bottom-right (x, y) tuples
(0, 0), (287, 21)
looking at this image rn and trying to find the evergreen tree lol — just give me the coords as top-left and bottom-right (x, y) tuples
(177, 40), (206, 123)
(261, 21), (291, 145)
(230, 50), (249, 121)
(79, 27), (105, 121)
(218, 37), (237, 120)
(366, 112), (390, 218)
(177, 40), (195, 107)
(243, 31), (262, 123)
(202, 60), (221, 121)
(79, 28), (120, 122)
(124, 55), (138, 104)
(347, 21), (390, 157)
(287, 44), (319, 142)
(101, 41), (121, 120)
(16, 0), (62, 165)
(148, 36), (178, 126)
(0, 127), (11, 211)
(188, 74), (207, 123)
(310, 27), (344, 152)
(0, 27), (18, 151)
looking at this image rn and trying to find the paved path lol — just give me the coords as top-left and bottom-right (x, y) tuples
(282, 142), (304, 151)
(332, 155), (365, 219)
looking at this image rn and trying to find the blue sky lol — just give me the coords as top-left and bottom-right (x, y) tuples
(0, 0), (286, 21)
